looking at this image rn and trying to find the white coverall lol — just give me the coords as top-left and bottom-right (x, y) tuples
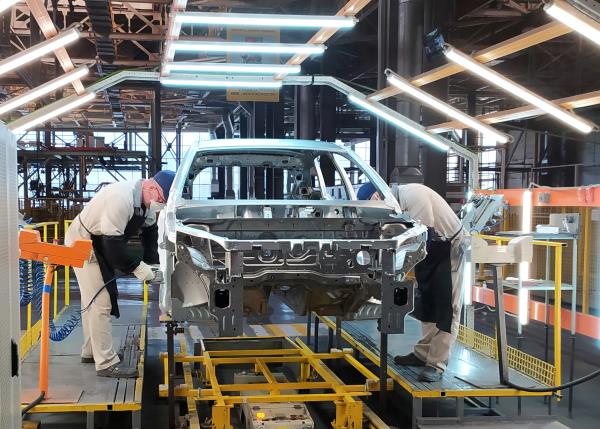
(65, 181), (142, 371)
(392, 183), (469, 371)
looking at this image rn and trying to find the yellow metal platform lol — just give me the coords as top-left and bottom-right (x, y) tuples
(20, 302), (147, 429)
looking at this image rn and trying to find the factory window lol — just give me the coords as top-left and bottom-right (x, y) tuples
(314, 155), (350, 200)
(184, 150), (370, 201)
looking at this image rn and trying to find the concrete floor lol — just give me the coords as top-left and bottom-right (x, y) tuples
(22, 280), (600, 428)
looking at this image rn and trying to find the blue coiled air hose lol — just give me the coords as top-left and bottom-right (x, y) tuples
(26, 261), (120, 342)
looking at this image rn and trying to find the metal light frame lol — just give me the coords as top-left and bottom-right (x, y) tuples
(385, 69), (512, 144)
(173, 12), (357, 29)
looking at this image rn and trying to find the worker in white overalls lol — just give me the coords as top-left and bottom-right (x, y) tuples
(358, 182), (469, 382)
(65, 171), (176, 378)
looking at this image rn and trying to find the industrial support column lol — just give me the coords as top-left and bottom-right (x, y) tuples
(253, 103), (267, 199)
(295, 86), (316, 140)
(420, 0), (451, 196)
(268, 101), (285, 199)
(150, 82), (162, 175)
(239, 113), (250, 199)
(175, 124), (182, 168)
(377, 0), (423, 181)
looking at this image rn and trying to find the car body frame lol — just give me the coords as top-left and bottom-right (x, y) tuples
(160, 139), (428, 336)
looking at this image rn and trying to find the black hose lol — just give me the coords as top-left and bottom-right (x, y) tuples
(506, 369), (600, 392)
(21, 391), (45, 415)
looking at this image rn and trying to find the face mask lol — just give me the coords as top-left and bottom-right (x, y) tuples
(144, 201), (165, 226)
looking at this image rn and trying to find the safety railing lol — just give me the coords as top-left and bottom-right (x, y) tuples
(20, 221), (64, 358)
(20, 218), (149, 359)
(468, 234), (564, 388)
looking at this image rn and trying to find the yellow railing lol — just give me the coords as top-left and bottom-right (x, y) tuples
(20, 218), (150, 360)
(457, 325), (556, 386)
(476, 234), (564, 389)
(20, 221), (63, 358)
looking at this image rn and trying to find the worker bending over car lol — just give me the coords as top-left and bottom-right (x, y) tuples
(65, 171), (175, 378)
(358, 182), (469, 382)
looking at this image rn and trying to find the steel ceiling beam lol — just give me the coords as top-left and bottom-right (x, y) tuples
(428, 89), (600, 133)
(25, 0), (85, 94)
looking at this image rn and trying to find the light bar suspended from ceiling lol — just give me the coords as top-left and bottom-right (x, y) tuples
(348, 94), (450, 152)
(164, 62), (301, 75)
(0, 67), (89, 117)
(168, 41), (325, 56)
(384, 69), (511, 144)
(8, 92), (96, 134)
(0, 0), (18, 14)
(0, 28), (80, 77)
(161, 76), (283, 89)
(174, 12), (357, 29)
(545, 0), (600, 47)
(443, 44), (595, 134)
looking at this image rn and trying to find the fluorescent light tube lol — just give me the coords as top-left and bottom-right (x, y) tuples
(161, 77), (283, 89)
(170, 41), (325, 56)
(9, 92), (95, 134)
(0, 67), (89, 117)
(174, 12), (356, 28)
(444, 44), (594, 134)
(385, 70), (510, 144)
(164, 62), (301, 75)
(463, 261), (472, 306)
(546, 0), (600, 47)
(0, 28), (80, 77)
(348, 94), (450, 151)
(0, 0), (18, 13)
(518, 287), (529, 326)
(519, 189), (532, 282)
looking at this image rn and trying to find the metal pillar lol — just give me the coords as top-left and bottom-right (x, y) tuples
(239, 114), (249, 199)
(420, 0), (450, 196)
(267, 101), (285, 199)
(175, 124), (182, 168)
(295, 86), (316, 140)
(376, 0), (423, 180)
(165, 321), (183, 429)
(394, 0), (424, 168)
(253, 103), (267, 198)
(150, 83), (162, 175)
(320, 48), (337, 143)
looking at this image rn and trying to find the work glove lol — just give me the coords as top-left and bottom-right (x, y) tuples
(149, 265), (164, 284)
(132, 261), (155, 281)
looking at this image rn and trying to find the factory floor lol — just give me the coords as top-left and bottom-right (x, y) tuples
(23, 280), (600, 428)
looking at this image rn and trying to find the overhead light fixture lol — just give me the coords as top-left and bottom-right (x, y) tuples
(444, 44), (595, 134)
(519, 189), (532, 282)
(518, 288), (530, 326)
(9, 92), (95, 134)
(164, 62), (301, 75)
(174, 12), (356, 29)
(348, 94), (450, 151)
(0, 28), (80, 77)
(545, 0), (600, 47)
(169, 41), (325, 56)
(0, 0), (18, 13)
(385, 69), (511, 144)
(463, 260), (473, 306)
(0, 67), (89, 117)
(161, 76), (283, 89)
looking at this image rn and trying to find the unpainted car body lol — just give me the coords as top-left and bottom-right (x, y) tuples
(161, 139), (428, 336)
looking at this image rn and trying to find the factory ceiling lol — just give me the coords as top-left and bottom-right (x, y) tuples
(0, 0), (599, 134)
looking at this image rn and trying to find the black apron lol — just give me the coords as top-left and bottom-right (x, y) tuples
(412, 227), (460, 333)
(77, 180), (160, 318)
(90, 209), (147, 318)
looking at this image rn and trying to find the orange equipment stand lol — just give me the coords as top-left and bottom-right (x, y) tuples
(19, 229), (92, 401)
